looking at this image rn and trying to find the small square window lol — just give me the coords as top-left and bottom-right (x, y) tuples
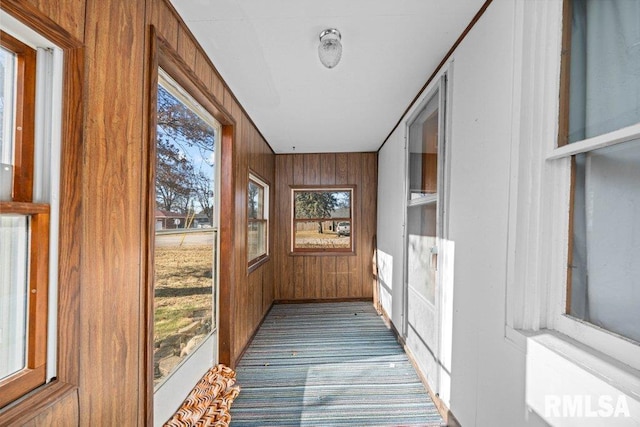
(291, 187), (354, 254)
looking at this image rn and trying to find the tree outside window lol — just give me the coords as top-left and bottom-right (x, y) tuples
(292, 187), (354, 253)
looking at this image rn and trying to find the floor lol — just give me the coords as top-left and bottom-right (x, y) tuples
(230, 302), (445, 426)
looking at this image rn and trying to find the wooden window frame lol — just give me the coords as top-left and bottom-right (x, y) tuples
(0, 32), (48, 408)
(1, 31), (36, 202)
(291, 186), (355, 255)
(0, 3), (84, 423)
(247, 171), (269, 270)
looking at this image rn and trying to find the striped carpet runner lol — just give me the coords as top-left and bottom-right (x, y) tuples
(231, 302), (445, 426)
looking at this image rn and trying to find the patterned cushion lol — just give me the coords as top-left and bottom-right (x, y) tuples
(164, 364), (240, 427)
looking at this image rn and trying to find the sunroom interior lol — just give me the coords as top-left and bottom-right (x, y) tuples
(0, 0), (639, 426)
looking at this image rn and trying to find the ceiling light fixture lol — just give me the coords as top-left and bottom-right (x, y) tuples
(318, 28), (342, 69)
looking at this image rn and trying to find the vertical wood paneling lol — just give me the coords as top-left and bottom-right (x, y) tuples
(177, 27), (196, 71)
(233, 114), (249, 361)
(335, 153), (351, 298)
(6, 0), (276, 423)
(322, 257), (337, 298)
(218, 125), (235, 367)
(348, 153), (363, 296)
(361, 153), (377, 298)
(57, 46), (83, 387)
(283, 156), (294, 298)
(230, 108), (275, 367)
(292, 154), (305, 298)
(274, 153), (377, 301)
(309, 256), (323, 298)
(223, 87), (234, 112)
(262, 260), (274, 313)
(303, 154), (321, 297)
(320, 154), (337, 298)
(335, 153), (349, 185)
(194, 50), (212, 90)
(320, 153), (336, 185)
(81, 0), (146, 423)
(151, 0), (178, 47)
(212, 72), (225, 103)
(303, 154), (321, 186)
(293, 257), (305, 299)
(336, 257), (350, 298)
(28, 0), (86, 42)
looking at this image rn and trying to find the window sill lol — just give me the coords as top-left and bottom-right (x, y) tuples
(0, 380), (77, 425)
(506, 327), (640, 422)
(248, 255), (270, 274)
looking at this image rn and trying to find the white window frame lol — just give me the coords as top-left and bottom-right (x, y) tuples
(0, 11), (63, 386)
(504, 0), (640, 372)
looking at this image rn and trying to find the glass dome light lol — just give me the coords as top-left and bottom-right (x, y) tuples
(318, 29), (342, 69)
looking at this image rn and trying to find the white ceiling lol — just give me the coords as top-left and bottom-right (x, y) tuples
(171, 0), (485, 154)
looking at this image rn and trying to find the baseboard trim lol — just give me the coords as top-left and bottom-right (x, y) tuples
(378, 307), (460, 427)
(274, 297), (372, 304)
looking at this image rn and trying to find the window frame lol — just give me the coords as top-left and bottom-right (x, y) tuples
(1, 31), (36, 202)
(247, 171), (269, 270)
(551, 0), (640, 367)
(504, 0), (640, 372)
(0, 5), (81, 422)
(0, 31), (48, 408)
(290, 186), (355, 255)
(152, 67), (222, 389)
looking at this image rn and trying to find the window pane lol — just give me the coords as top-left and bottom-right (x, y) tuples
(294, 220), (350, 250)
(154, 72), (217, 388)
(568, 1), (640, 143)
(0, 47), (16, 166)
(569, 138), (640, 342)
(292, 189), (353, 252)
(0, 47), (16, 200)
(248, 180), (263, 220)
(0, 215), (29, 381)
(408, 90), (439, 199)
(248, 220), (267, 261)
(407, 204), (437, 303)
(294, 190), (350, 219)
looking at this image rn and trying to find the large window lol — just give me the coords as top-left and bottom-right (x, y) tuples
(561, 0), (640, 344)
(291, 187), (353, 253)
(0, 29), (58, 408)
(153, 69), (220, 388)
(248, 172), (269, 267)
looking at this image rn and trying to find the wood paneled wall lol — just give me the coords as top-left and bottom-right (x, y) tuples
(0, 0), (274, 424)
(274, 153), (378, 301)
(231, 116), (275, 366)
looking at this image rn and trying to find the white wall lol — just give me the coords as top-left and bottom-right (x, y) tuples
(377, 124), (406, 328)
(379, 0), (640, 423)
(377, 0), (568, 425)
(444, 1), (546, 425)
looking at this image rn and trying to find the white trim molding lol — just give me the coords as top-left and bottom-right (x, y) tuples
(504, 0), (640, 373)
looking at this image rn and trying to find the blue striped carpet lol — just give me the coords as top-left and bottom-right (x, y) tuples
(231, 302), (445, 426)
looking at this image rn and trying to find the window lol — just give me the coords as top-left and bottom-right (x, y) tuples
(248, 172), (269, 267)
(561, 0), (640, 344)
(153, 69), (220, 388)
(0, 29), (57, 408)
(291, 187), (353, 253)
